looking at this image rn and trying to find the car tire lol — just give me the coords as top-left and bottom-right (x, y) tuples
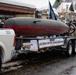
(66, 41), (73, 56)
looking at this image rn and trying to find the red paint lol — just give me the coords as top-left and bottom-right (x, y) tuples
(4, 25), (69, 36)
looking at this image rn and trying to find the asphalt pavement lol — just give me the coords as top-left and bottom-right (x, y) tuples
(2, 50), (76, 75)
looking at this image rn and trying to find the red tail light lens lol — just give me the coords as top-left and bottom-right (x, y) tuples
(13, 36), (16, 47)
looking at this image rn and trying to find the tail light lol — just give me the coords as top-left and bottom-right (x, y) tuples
(13, 36), (16, 47)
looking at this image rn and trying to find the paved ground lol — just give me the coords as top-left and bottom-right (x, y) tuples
(2, 50), (76, 75)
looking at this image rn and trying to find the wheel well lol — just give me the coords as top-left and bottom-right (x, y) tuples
(71, 39), (76, 52)
(67, 39), (75, 48)
(66, 39), (76, 53)
(0, 46), (4, 62)
(65, 38), (76, 47)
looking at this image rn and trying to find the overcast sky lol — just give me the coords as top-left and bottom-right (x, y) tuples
(3, 0), (55, 8)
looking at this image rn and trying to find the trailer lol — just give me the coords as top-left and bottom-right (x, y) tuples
(4, 17), (76, 56)
(15, 35), (76, 56)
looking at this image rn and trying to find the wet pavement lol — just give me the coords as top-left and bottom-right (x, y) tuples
(2, 50), (76, 75)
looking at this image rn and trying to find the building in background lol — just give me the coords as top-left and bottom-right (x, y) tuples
(0, 0), (36, 21)
(0, 0), (76, 22)
(53, 0), (62, 8)
(73, 0), (76, 12)
(57, 1), (76, 21)
(63, 0), (72, 2)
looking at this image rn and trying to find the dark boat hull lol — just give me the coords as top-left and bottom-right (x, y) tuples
(4, 17), (69, 36)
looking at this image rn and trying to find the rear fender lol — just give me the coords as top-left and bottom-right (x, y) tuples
(64, 37), (76, 49)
